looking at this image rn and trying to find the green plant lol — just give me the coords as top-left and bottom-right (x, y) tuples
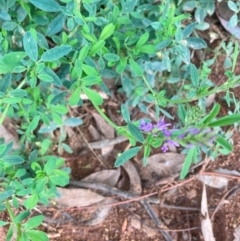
(0, 0), (240, 239)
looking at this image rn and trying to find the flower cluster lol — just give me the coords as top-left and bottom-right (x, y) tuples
(139, 117), (216, 153)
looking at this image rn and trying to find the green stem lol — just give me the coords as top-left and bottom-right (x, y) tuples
(6, 200), (21, 240)
(0, 104), (10, 126)
(93, 103), (119, 130)
(142, 75), (156, 97)
(0, 78), (27, 126)
(142, 73), (238, 105)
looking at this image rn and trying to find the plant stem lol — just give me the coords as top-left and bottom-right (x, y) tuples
(142, 75), (156, 97)
(0, 104), (10, 126)
(6, 200), (21, 240)
(92, 103), (120, 130)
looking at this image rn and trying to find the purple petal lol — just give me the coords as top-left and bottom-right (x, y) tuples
(178, 133), (187, 139)
(139, 119), (153, 132)
(167, 140), (180, 147)
(156, 116), (171, 131)
(188, 127), (200, 135)
(163, 130), (172, 137)
(161, 144), (168, 153)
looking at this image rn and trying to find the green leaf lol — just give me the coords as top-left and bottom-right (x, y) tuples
(2, 97), (22, 104)
(180, 147), (197, 179)
(178, 105), (186, 124)
(138, 45), (155, 54)
(209, 114), (240, 127)
(0, 221), (8, 227)
(41, 45), (72, 62)
(14, 211), (30, 224)
(143, 145), (151, 166)
(63, 118), (83, 127)
(114, 147), (141, 167)
(50, 170), (69, 186)
(0, 144), (7, 157)
(190, 64), (199, 87)
(195, 7), (206, 23)
(0, 190), (14, 201)
(129, 59), (143, 76)
(69, 86), (81, 106)
(103, 53), (119, 62)
(215, 136), (232, 152)
(82, 64), (99, 76)
(228, 1), (238, 12)
(29, 0), (60, 12)
(40, 139), (52, 155)
(47, 14), (65, 36)
(24, 215), (44, 230)
(82, 87), (103, 105)
(26, 230), (49, 241)
(79, 45), (89, 61)
(185, 37), (207, 49)
(24, 194), (39, 209)
(228, 14), (238, 27)
(183, 1), (197, 11)
(127, 123), (144, 143)
(51, 105), (68, 114)
(37, 73), (54, 82)
(89, 40), (105, 56)
(81, 76), (102, 86)
(6, 224), (13, 241)
(2, 52), (27, 71)
(0, 73), (11, 93)
(122, 0), (138, 13)
(81, 30), (97, 42)
(2, 21), (17, 31)
(202, 103), (220, 124)
(121, 104), (130, 122)
(23, 31), (38, 62)
(26, 116), (40, 134)
(155, 39), (172, 50)
(9, 89), (27, 98)
(136, 32), (149, 48)
(3, 155), (24, 165)
(99, 23), (115, 41)
(232, 41), (239, 72)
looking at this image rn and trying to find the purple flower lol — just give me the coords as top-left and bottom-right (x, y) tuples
(161, 144), (169, 153)
(178, 132), (187, 139)
(156, 116), (171, 131)
(188, 127), (200, 135)
(139, 119), (154, 132)
(162, 130), (172, 137)
(161, 140), (180, 153)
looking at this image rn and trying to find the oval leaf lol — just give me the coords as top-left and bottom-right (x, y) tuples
(127, 123), (144, 143)
(29, 0), (60, 12)
(82, 87), (103, 105)
(209, 114), (240, 127)
(3, 155), (24, 165)
(23, 31), (38, 61)
(41, 45), (72, 62)
(114, 147), (141, 167)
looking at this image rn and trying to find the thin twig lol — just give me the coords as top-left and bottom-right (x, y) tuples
(166, 227), (200, 232)
(68, 108), (106, 167)
(211, 185), (240, 221)
(160, 176), (195, 193)
(202, 171), (240, 180)
(87, 136), (127, 149)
